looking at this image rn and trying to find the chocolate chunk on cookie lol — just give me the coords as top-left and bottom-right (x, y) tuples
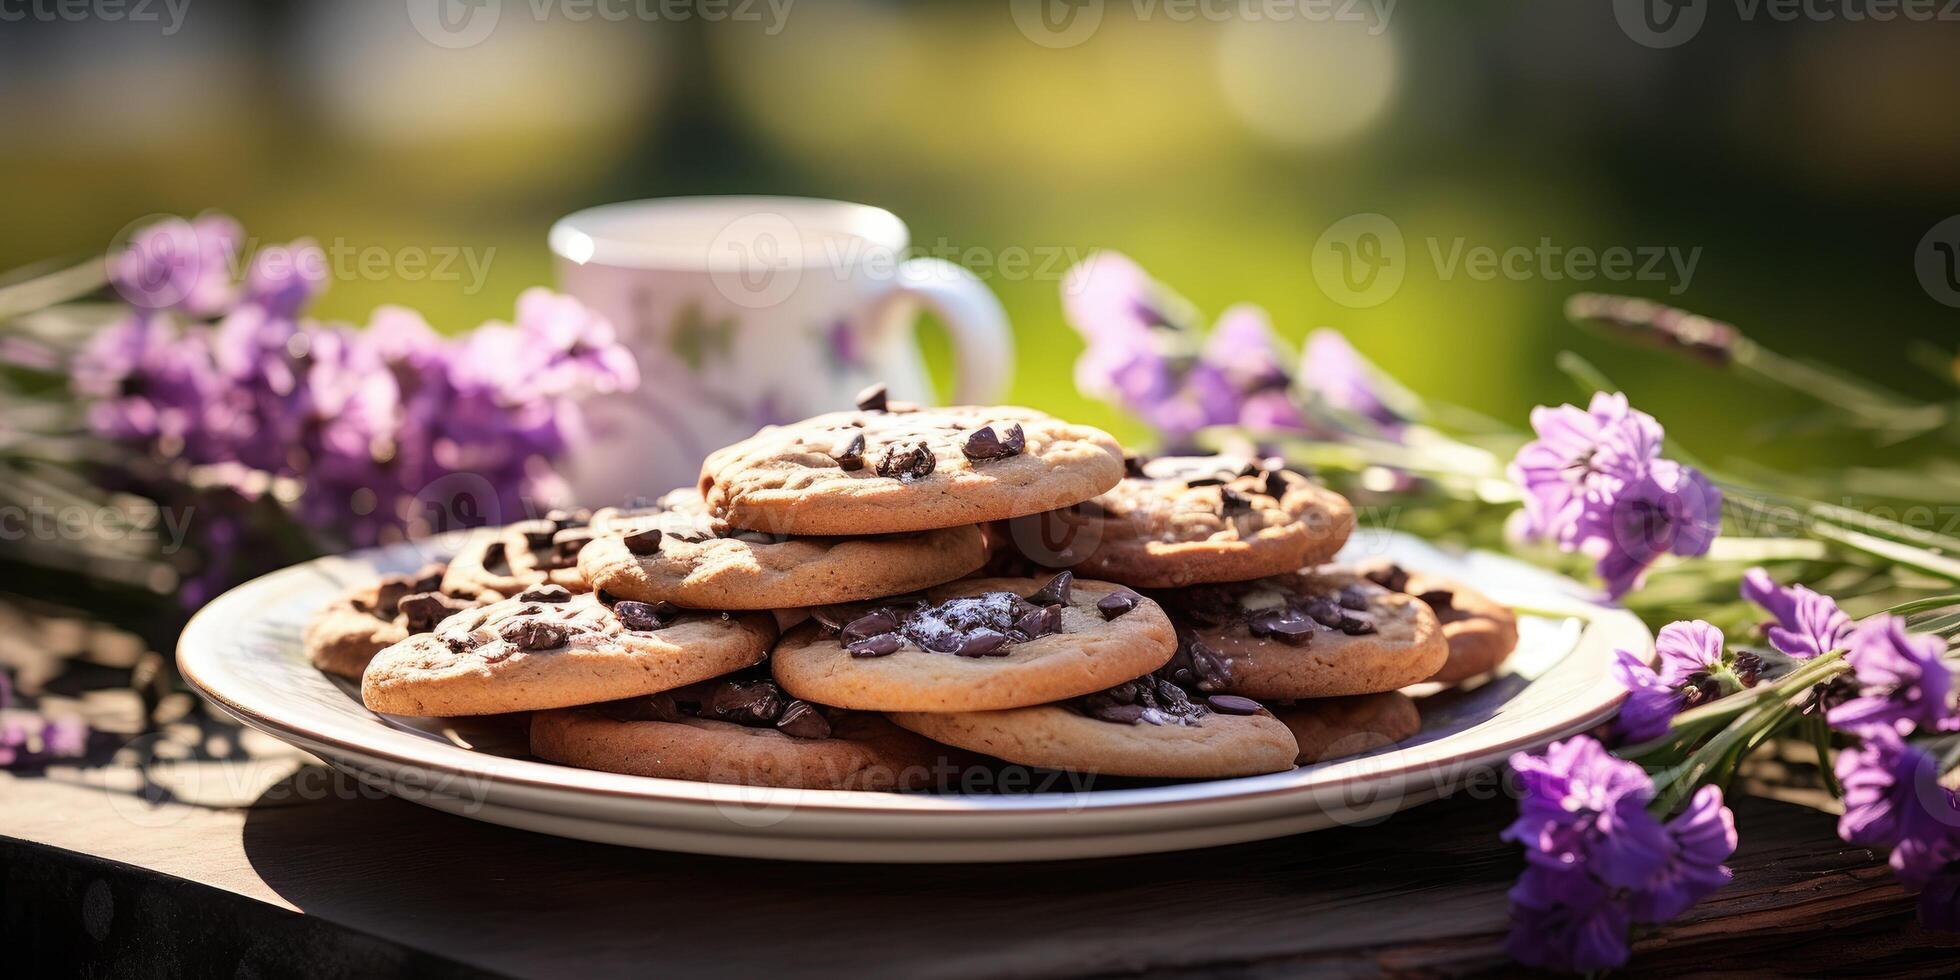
(1154, 566), (1447, 699)
(361, 590), (775, 716)
(440, 511), (598, 600)
(772, 575), (1176, 713)
(529, 670), (961, 791)
(993, 455), (1354, 589)
(302, 563), (485, 679)
(1355, 559), (1520, 684)
(579, 488), (988, 610)
(889, 661), (1297, 778)
(698, 403), (1125, 535)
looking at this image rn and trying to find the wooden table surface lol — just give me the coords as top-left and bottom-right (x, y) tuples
(2, 612), (1955, 978)
(5, 720), (1955, 977)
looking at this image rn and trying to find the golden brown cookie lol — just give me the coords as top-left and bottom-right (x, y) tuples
(993, 455), (1354, 588)
(698, 391), (1125, 535)
(579, 488), (988, 610)
(1269, 692), (1422, 764)
(439, 510), (595, 600)
(530, 674), (961, 791)
(771, 574), (1176, 713)
(1355, 560), (1520, 684)
(890, 672), (1297, 778)
(361, 586), (776, 717)
(302, 564), (482, 679)
(1155, 567), (1448, 700)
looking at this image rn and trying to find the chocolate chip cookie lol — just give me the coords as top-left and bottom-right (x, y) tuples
(699, 391), (1127, 535)
(771, 573), (1176, 713)
(579, 488), (988, 611)
(530, 672), (961, 791)
(1356, 560), (1520, 684)
(994, 455), (1354, 588)
(1157, 567), (1447, 700)
(890, 666), (1298, 778)
(440, 509), (595, 600)
(1269, 692), (1422, 764)
(302, 564), (483, 679)
(361, 586), (776, 716)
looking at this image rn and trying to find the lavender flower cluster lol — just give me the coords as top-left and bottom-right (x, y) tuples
(1509, 392), (1722, 598)
(1060, 252), (1959, 969)
(75, 214), (638, 566)
(1510, 568), (1960, 968)
(1062, 251), (1406, 447)
(1502, 739), (1736, 971)
(1062, 254), (1719, 601)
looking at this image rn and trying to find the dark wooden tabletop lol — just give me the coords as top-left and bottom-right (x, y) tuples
(2, 611), (1955, 978)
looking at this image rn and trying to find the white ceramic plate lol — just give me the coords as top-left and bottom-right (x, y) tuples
(178, 529), (1648, 863)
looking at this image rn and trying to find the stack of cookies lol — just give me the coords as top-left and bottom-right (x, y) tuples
(307, 385), (1519, 790)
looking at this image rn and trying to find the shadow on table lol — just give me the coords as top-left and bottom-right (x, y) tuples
(238, 765), (1521, 979)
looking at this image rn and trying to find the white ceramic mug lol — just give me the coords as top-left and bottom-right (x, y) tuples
(550, 196), (1013, 506)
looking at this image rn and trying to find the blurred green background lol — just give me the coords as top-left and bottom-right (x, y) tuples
(4, 0), (1957, 467)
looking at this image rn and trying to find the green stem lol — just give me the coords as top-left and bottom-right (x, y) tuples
(1806, 716), (1842, 798)
(1648, 652), (1848, 813)
(1888, 595), (1960, 616)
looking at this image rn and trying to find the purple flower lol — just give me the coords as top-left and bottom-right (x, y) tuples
(1509, 392), (1663, 547)
(1201, 304), (1308, 435)
(1894, 835), (1960, 931)
(1299, 328), (1404, 434)
(73, 313), (231, 459)
(107, 213), (242, 316)
(1064, 254), (1196, 437)
(40, 717), (89, 758)
(1837, 729), (1960, 931)
(1503, 737), (1737, 971)
(1574, 460), (1722, 599)
(1741, 567), (1851, 659)
(1063, 253), (1309, 445)
(1627, 785), (1736, 922)
(513, 287), (639, 398)
(0, 672), (90, 769)
(1506, 867), (1632, 972)
(1507, 738), (1668, 885)
(1828, 615), (1958, 737)
(1613, 649), (1689, 742)
(1836, 730), (1958, 849)
(243, 239), (330, 321)
(1062, 250), (1187, 347)
(1611, 620), (1739, 741)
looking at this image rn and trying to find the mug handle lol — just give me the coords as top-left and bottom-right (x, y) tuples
(879, 257), (1014, 403)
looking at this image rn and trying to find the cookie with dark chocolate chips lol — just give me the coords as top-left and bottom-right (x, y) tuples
(579, 488), (988, 610)
(361, 590), (775, 716)
(440, 509), (597, 600)
(529, 670), (963, 791)
(771, 575), (1177, 712)
(1354, 559), (1520, 684)
(302, 562), (487, 679)
(991, 455), (1354, 589)
(889, 663), (1298, 778)
(1155, 566), (1447, 699)
(698, 402), (1125, 535)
